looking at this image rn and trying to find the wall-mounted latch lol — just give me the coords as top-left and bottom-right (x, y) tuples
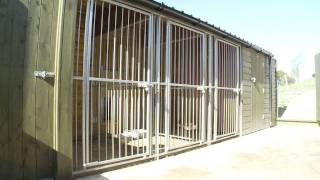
(34, 71), (55, 79)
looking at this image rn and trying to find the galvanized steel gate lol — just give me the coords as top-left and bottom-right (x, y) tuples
(73, 0), (240, 172)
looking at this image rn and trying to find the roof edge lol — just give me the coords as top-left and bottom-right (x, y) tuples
(133, 0), (274, 57)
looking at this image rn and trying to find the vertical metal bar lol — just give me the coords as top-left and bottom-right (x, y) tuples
(112, 4), (118, 159)
(124, 9), (130, 157)
(75, 0), (83, 169)
(89, 1), (97, 162)
(226, 45), (229, 134)
(231, 46), (234, 133)
(142, 14), (147, 154)
(137, 13), (142, 154)
(188, 30), (191, 142)
(181, 28), (184, 139)
(201, 34), (207, 142)
(223, 43), (226, 135)
(234, 46), (237, 133)
(185, 30), (189, 141)
(118, 7), (124, 158)
(192, 32), (195, 142)
(172, 25), (176, 142)
(133, 14), (138, 154)
(112, 6), (118, 80)
(97, 2), (105, 162)
(220, 42), (223, 135)
(231, 45), (234, 133)
(177, 26), (181, 141)
(83, 0), (93, 165)
(105, 3), (111, 160)
(146, 14), (154, 155)
(130, 11), (136, 156)
(207, 35), (213, 142)
(165, 22), (171, 152)
(236, 46), (240, 134)
(195, 34), (198, 141)
(213, 39), (218, 141)
(155, 16), (161, 157)
(228, 45), (231, 134)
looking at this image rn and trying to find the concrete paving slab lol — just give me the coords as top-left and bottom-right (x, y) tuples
(78, 123), (320, 180)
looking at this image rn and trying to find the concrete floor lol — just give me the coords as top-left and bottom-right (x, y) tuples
(78, 123), (320, 180)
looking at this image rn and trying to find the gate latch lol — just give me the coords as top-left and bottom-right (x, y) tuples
(34, 71), (55, 79)
(233, 88), (241, 93)
(197, 86), (206, 93)
(137, 82), (153, 92)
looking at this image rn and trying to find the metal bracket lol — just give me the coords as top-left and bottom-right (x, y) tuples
(34, 71), (55, 79)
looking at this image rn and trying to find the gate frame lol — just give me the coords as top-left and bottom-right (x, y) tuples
(72, 0), (243, 176)
(80, 0), (155, 168)
(162, 20), (208, 152)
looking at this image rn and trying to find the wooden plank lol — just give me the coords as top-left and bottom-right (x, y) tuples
(241, 49), (252, 136)
(7, 0), (27, 179)
(0, 0), (11, 178)
(56, 0), (78, 179)
(35, 0), (55, 178)
(48, 0), (59, 174)
(22, 0), (41, 179)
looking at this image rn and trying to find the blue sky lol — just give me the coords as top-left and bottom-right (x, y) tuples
(159, 0), (320, 80)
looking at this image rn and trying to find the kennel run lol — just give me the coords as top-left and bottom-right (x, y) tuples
(0, 0), (277, 179)
(72, 0), (277, 173)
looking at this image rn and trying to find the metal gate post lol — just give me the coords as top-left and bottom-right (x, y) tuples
(146, 14), (154, 156)
(213, 39), (218, 141)
(201, 34), (207, 142)
(82, 0), (93, 166)
(236, 46), (241, 134)
(154, 15), (161, 157)
(164, 22), (171, 152)
(207, 36), (213, 143)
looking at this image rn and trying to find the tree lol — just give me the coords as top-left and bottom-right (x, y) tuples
(276, 70), (295, 85)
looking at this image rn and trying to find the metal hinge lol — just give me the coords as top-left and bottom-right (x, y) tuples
(34, 71), (55, 79)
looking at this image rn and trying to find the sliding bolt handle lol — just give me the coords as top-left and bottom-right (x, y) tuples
(34, 71), (55, 79)
(251, 77), (256, 83)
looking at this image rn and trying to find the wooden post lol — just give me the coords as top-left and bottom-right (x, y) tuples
(54, 0), (78, 179)
(315, 53), (320, 124)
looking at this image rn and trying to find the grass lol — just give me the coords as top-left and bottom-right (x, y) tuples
(278, 79), (315, 107)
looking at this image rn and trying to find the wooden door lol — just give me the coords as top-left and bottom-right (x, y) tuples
(251, 55), (265, 131)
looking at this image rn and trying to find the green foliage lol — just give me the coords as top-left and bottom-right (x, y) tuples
(276, 70), (296, 85)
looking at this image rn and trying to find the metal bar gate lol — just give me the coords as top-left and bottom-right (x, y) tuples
(72, 0), (240, 172)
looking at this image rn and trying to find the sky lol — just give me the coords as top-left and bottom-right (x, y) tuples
(159, 0), (320, 80)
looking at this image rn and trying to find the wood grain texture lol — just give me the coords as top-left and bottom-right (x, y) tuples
(56, 0), (78, 179)
(0, 0), (11, 178)
(35, 0), (55, 178)
(7, 0), (26, 179)
(22, 0), (41, 179)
